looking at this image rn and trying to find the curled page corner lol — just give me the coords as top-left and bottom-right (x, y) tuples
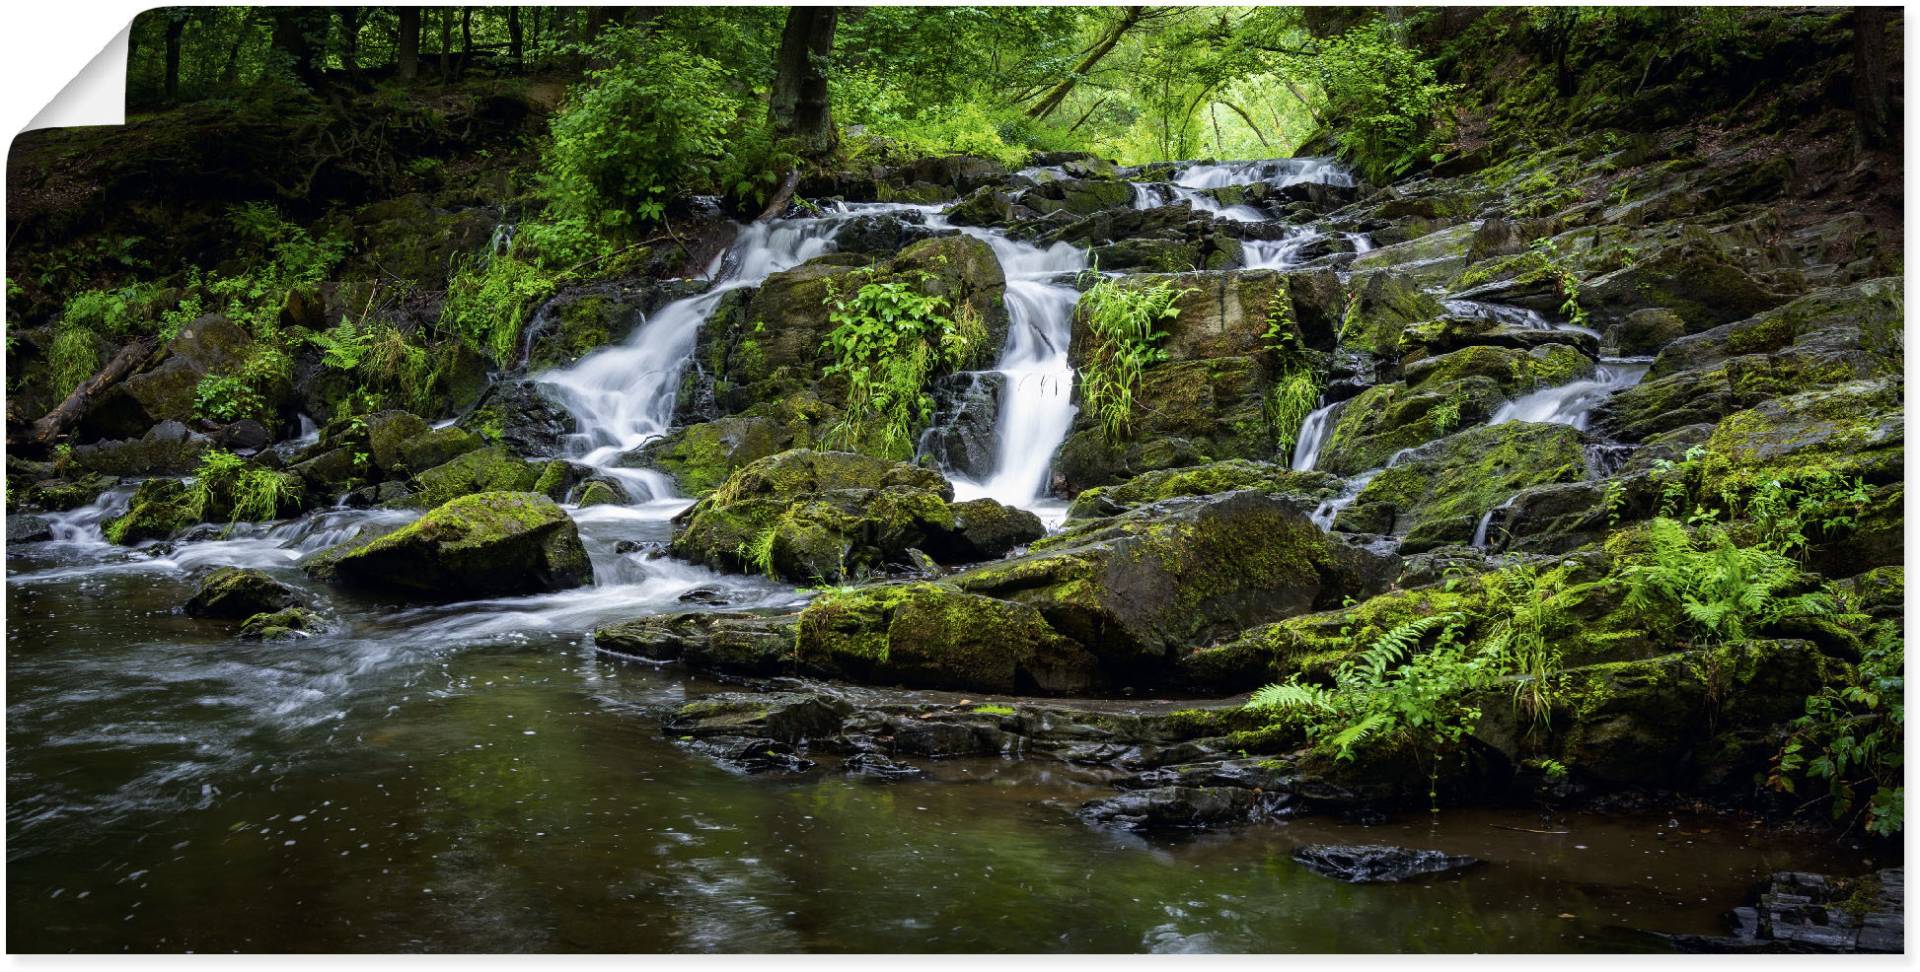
(24, 22), (131, 133)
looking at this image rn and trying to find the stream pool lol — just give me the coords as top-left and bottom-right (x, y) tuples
(7, 517), (1852, 953)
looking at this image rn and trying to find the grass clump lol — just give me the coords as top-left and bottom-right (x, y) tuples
(1077, 274), (1188, 444)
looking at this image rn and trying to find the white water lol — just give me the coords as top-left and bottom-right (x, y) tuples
(1242, 228), (1322, 270)
(1488, 358), (1651, 430)
(1175, 157), (1356, 190)
(1130, 182), (1267, 222)
(936, 221), (1088, 525)
(1471, 494), (1518, 549)
(1291, 401), (1340, 471)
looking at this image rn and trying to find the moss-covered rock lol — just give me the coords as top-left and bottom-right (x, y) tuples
(80, 314), (256, 440)
(365, 410), (432, 474)
(1339, 422), (1591, 551)
(793, 582), (1096, 693)
(1177, 583), (1477, 692)
(327, 491), (591, 598)
(103, 478), (200, 544)
(1580, 233), (1791, 334)
(1021, 177), (1135, 217)
(401, 445), (547, 509)
(1066, 460), (1343, 520)
(669, 449), (1001, 582)
(238, 607), (323, 641)
(640, 396), (831, 497)
(184, 566), (301, 619)
(13, 471), (119, 512)
(1054, 355), (1280, 493)
(1402, 342), (1593, 396)
(955, 491), (1398, 680)
(70, 421), (210, 477)
(594, 610), (796, 675)
(1314, 377), (1507, 476)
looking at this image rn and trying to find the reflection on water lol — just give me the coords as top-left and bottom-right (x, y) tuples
(8, 508), (1850, 952)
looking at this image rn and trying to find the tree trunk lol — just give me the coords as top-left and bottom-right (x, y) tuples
(397, 7), (420, 81)
(769, 6), (839, 160)
(1026, 6), (1148, 121)
(29, 338), (158, 447)
(1853, 6), (1894, 151)
(163, 14), (184, 102)
(439, 8), (452, 79)
(458, 7), (473, 78)
(338, 8), (362, 82)
(270, 9), (324, 88)
(508, 7), (523, 67)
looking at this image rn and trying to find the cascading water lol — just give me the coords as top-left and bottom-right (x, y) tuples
(933, 221), (1088, 524)
(1291, 400), (1340, 471)
(1488, 358), (1651, 430)
(537, 210), (909, 512)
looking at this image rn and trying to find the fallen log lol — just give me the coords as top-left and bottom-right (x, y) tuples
(27, 336), (157, 446)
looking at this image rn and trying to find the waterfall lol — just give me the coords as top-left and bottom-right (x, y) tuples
(1471, 494), (1518, 549)
(1242, 227), (1321, 270)
(933, 221), (1088, 522)
(1291, 400), (1340, 471)
(1487, 358), (1651, 430)
(537, 208), (918, 513)
(1174, 157), (1356, 190)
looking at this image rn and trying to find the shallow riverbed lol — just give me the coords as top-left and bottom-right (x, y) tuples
(6, 508), (1853, 953)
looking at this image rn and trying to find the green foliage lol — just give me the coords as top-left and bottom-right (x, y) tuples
(1247, 613), (1485, 762)
(194, 343), (290, 425)
(1529, 237), (1588, 329)
(310, 316), (442, 414)
(1772, 624), (1904, 836)
(1471, 564), (1571, 729)
(737, 526), (780, 579)
(203, 203), (349, 338)
(1293, 19), (1457, 183)
(818, 271), (985, 460)
(1619, 518), (1834, 645)
(1078, 275), (1187, 444)
(191, 449), (302, 528)
(1261, 284), (1323, 456)
(542, 28), (746, 232)
(440, 251), (561, 367)
(47, 326), (99, 395)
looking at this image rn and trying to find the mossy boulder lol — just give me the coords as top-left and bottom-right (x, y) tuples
(1580, 234), (1790, 334)
(1054, 355), (1279, 493)
(1339, 270), (1450, 361)
(954, 491), (1398, 681)
(327, 491), (591, 598)
(794, 582), (1096, 693)
(1402, 342), (1593, 396)
(13, 471), (119, 512)
(71, 421), (210, 476)
(670, 449), (1023, 582)
(103, 478), (201, 544)
(1176, 583), (1477, 692)
(1021, 177), (1135, 217)
(1338, 422), (1591, 551)
(238, 607), (323, 641)
(639, 396), (831, 497)
(80, 314), (255, 440)
(184, 566), (301, 619)
(459, 381), (577, 457)
(365, 410), (432, 473)
(401, 445), (549, 509)
(594, 611), (797, 675)
(1066, 460), (1343, 520)
(1068, 269), (1343, 363)
(1314, 378), (1507, 476)
(1550, 640), (1839, 788)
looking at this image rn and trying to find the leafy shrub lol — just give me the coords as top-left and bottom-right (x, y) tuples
(1619, 517), (1834, 644)
(191, 449), (302, 526)
(542, 29), (745, 232)
(819, 271), (986, 459)
(440, 252), (561, 367)
(1293, 19), (1457, 183)
(1077, 275), (1188, 444)
(1774, 625), (1903, 836)
(193, 344), (290, 424)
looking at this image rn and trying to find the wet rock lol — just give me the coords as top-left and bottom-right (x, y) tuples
(1066, 460), (1343, 520)
(670, 449), (984, 583)
(831, 210), (950, 254)
(1078, 786), (1261, 830)
(841, 752), (925, 781)
(327, 491), (591, 598)
(400, 445), (551, 509)
(1581, 234), (1791, 334)
(794, 582), (1096, 693)
(365, 410), (432, 473)
(103, 478), (200, 544)
(957, 491), (1398, 683)
(665, 691), (851, 743)
(593, 611), (796, 675)
(72, 420), (210, 476)
(574, 476), (629, 507)
(185, 567), (302, 619)
(1338, 422), (1593, 552)
(928, 499), (1044, 561)
(675, 585), (732, 606)
(918, 372), (1003, 482)
(14, 472), (119, 512)
(683, 736), (816, 774)
(459, 381), (577, 458)
(1053, 356), (1277, 493)
(238, 607), (323, 641)
(1291, 844), (1481, 883)
(1675, 869), (1903, 953)
(7, 514), (54, 543)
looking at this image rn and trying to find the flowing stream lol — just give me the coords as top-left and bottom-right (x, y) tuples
(5, 158), (1830, 953)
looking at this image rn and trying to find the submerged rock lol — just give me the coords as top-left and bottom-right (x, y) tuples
(840, 752), (926, 781)
(1078, 786), (1262, 830)
(6, 514), (54, 544)
(184, 567), (301, 619)
(1291, 844), (1481, 883)
(665, 691), (851, 743)
(238, 607), (323, 641)
(327, 491), (591, 598)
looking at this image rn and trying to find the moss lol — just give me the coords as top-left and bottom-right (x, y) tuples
(1347, 421), (1588, 548)
(238, 607), (321, 641)
(971, 704), (1017, 717)
(332, 490), (591, 597)
(792, 581), (1084, 692)
(103, 477), (200, 544)
(403, 445), (543, 509)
